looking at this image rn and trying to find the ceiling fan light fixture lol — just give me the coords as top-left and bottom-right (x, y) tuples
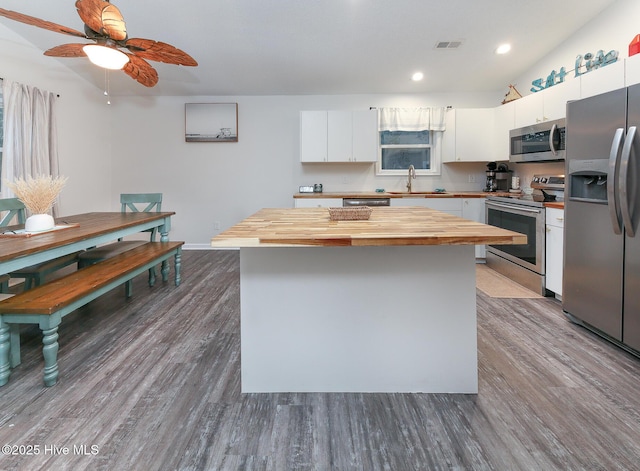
(82, 44), (129, 70)
(495, 43), (512, 55)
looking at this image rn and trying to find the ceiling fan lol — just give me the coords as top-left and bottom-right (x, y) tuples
(0, 0), (197, 87)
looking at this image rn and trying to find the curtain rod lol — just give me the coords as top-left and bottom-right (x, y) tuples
(0, 77), (60, 97)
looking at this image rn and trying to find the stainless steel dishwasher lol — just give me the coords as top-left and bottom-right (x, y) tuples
(343, 198), (390, 207)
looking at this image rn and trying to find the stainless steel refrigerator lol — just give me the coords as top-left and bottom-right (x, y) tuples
(564, 84), (640, 354)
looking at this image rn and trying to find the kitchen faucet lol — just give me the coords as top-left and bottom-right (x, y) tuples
(406, 164), (416, 192)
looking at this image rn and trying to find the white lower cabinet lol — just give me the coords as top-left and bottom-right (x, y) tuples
(545, 207), (564, 296)
(294, 198), (343, 208)
(391, 197), (486, 259)
(390, 197), (462, 216)
(462, 198), (486, 259)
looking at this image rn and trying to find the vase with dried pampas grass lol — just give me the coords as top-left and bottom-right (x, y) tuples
(6, 175), (68, 232)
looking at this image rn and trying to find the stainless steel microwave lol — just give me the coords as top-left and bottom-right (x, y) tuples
(509, 118), (566, 163)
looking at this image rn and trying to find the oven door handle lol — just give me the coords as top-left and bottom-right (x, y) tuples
(486, 201), (543, 214)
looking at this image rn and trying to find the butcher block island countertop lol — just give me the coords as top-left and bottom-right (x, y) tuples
(215, 206), (526, 394)
(211, 206), (526, 248)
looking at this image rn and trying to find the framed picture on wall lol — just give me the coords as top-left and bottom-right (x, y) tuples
(185, 103), (238, 142)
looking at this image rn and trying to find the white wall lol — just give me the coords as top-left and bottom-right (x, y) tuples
(0, 23), (111, 216)
(109, 93), (500, 247)
(513, 0), (640, 97)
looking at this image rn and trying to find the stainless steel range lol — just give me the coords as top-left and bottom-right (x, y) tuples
(485, 174), (565, 296)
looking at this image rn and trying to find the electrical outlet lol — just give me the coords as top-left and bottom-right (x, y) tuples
(468, 174), (476, 183)
(213, 221), (221, 231)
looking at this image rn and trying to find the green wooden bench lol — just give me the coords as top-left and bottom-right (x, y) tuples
(0, 241), (183, 387)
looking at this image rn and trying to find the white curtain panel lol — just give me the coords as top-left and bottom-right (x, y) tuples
(379, 107), (447, 132)
(1, 79), (60, 215)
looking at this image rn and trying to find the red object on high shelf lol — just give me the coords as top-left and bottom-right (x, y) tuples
(630, 34), (640, 57)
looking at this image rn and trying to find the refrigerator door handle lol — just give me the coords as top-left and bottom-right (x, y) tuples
(609, 128), (625, 235)
(620, 126), (637, 237)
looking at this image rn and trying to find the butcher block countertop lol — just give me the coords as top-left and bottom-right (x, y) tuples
(294, 191), (511, 199)
(211, 207), (527, 248)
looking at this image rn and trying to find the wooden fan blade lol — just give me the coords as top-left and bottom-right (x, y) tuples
(122, 54), (159, 87)
(44, 43), (88, 58)
(0, 8), (86, 38)
(75, 0), (127, 41)
(125, 38), (198, 67)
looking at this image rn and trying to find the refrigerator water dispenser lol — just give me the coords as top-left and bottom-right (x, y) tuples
(568, 159), (609, 202)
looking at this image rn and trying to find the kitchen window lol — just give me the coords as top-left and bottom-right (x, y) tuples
(376, 107), (445, 176)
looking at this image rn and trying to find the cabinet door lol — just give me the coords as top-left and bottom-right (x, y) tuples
(545, 224), (563, 295)
(545, 208), (564, 296)
(493, 101), (515, 161)
(514, 92), (544, 128)
(328, 111), (353, 162)
(352, 109), (378, 162)
(462, 198), (486, 259)
(294, 198), (343, 208)
(580, 61), (625, 99)
(542, 79), (581, 121)
(300, 111), (328, 162)
(442, 109), (495, 162)
(626, 54), (640, 87)
(390, 197), (462, 216)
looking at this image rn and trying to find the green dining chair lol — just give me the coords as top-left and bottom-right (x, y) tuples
(0, 197), (81, 292)
(0, 274), (10, 294)
(77, 193), (163, 291)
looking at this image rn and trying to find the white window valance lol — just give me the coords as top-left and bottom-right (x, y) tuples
(379, 107), (446, 132)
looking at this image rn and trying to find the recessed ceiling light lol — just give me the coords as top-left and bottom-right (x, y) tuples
(496, 43), (511, 55)
(412, 72), (424, 81)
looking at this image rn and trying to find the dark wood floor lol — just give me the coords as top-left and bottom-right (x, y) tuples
(0, 250), (639, 471)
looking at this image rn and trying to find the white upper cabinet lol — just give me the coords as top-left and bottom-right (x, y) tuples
(493, 101), (515, 161)
(513, 91), (544, 128)
(513, 79), (580, 128)
(300, 111), (328, 162)
(442, 108), (496, 163)
(539, 79), (581, 121)
(300, 110), (378, 163)
(580, 60), (625, 99)
(351, 110), (379, 163)
(327, 111), (353, 162)
(625, 54), (640, 86)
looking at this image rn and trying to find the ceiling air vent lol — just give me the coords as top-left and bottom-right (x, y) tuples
(435, 40), (463, 49)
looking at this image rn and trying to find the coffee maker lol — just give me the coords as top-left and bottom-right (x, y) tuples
(485, 162), (512, 192)
(485, 162), (498, 192)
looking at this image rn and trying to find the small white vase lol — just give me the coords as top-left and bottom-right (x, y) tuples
(25, 214), (55, 232)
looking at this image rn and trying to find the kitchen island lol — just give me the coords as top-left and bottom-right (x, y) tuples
(211, 207), (525, 394)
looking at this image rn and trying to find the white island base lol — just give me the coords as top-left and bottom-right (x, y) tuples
(240, 245), (478, 394)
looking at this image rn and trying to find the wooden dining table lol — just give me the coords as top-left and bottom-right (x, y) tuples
(0, 212), (175, 276)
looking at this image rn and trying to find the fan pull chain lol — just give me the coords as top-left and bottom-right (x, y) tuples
(104, 69), (111, 105)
